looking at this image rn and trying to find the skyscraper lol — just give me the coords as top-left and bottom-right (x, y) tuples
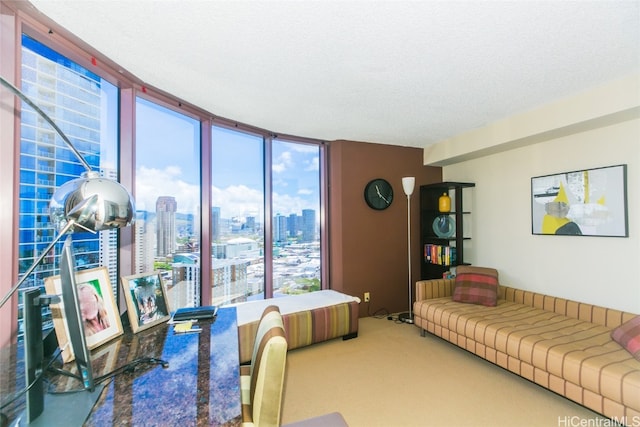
(156, 196), (177, 257)
(99, 170), (119, 292)
(302, 209), (316, 242)
(19, 36), (112, 291)
(212, 206), (221, 241)
(17, 35), (118, 336)
(134, 210), (155, 274)
(288, 213), (298, 238)
(245, 216), (256, 233)
(274, 214), (288, 243)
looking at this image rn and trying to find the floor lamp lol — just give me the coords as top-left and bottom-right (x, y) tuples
(398, 177), (415, 324)
(0, 74), (136, 309)
(0, 75), (135, 423)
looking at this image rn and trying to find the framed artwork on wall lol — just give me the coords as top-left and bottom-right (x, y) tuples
(121, 272), (171, 333)
(45, 267), (123, 362)
(531, 164), (628, 237)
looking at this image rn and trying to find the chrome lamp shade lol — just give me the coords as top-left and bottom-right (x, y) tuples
(0, 76), (136, 310)
(1, 74), (137, 423)
(50, 171), (135, 233)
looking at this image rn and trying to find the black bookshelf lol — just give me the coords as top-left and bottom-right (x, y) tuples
(420, 182), (475, 280)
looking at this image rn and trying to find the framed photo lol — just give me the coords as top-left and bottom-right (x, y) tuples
(121, 271), (171, 333)
(531, 164), (628, 237)
(45, 267), (123, 362)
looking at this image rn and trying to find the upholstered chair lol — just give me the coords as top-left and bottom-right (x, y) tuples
(241, 305), (288, 427)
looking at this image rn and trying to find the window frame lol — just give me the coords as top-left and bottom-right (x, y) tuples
(209, 123), (328, 303)
(0, 2), (329, 345)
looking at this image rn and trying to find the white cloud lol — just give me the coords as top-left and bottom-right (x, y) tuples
(273, 192), (318, 217)
(273, 151), (293, 173)
(212, 184), (263, 218)
(136, 166), (317, 220)
(135, 166), (200, 214)
(305, 156), (319, 172)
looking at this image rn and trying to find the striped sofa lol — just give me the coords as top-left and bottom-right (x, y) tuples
(233, 290), (360, 364)
(414, 278), (640, 424)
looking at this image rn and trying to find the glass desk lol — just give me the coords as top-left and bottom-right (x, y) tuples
(1, 307), (241, 426)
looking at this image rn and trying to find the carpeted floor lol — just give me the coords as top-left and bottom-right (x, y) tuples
(280, 316), (609, 427)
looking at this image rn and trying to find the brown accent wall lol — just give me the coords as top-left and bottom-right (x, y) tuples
(328, 140), (441, 318)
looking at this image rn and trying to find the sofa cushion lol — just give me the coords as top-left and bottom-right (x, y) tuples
(611, 315), (640, 361)
(452, 266), (499, 307)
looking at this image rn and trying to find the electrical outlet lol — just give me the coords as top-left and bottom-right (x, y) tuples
(364, 292), (370, 302)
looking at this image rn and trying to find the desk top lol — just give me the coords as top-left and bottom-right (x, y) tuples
(1, 307), (241, 426)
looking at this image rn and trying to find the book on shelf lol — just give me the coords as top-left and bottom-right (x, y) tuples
(424, 244), (456, 266)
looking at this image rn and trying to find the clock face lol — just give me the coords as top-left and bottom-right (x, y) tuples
(364, 179), (394, 210)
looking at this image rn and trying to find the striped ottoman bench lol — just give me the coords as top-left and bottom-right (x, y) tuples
(231, 290), (360, 364)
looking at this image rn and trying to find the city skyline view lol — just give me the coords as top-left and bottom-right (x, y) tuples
(135, 100), (321, 222)
(15, 32), (325, 324)
(135, 95), (324, 305)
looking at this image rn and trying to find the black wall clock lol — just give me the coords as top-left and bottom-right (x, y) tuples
(364, 178), (394, 210)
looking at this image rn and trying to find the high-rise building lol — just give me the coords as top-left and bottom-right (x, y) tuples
(19, 36), (111, 292)
(212, 207), (221, 241)
(288, 213), (298, 238)
(99, 169), (119, 293)
(245, 216), (256, 233)
(172, 253), (201, 308)
(134, 210), (155, 274)
(156, 196), (177, 257)
(17, 36), (118, 337)
(302, 209), (316, 242)
(274, 214), (288, 243)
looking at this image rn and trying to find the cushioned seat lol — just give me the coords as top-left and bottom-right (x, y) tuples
(241, 305), (288, 427)
(233, 290), (359, 364)
(414, 274), (640, 422)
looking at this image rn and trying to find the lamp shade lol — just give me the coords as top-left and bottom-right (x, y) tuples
(402, 177), (415, 196)
(0, 76), (137, 313)
(50, 171), (135, 232)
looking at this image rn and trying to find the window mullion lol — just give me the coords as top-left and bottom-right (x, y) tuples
(264, 135), (273, 299)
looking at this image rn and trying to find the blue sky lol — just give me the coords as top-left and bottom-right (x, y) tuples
(135, 98), (320, 220)
(24, 35), (320, 224)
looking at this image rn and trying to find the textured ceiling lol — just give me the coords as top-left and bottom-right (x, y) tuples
(26, 0), (640, 148)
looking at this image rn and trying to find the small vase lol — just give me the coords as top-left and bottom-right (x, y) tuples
(438, 192), (451, 213)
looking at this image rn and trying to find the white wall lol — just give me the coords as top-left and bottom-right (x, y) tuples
(430, 75), (640, 313)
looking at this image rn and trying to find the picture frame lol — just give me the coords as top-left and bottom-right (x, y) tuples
(531, 164), (628, 237)
(121, 271), (171, 333)
(45, 267), (123, 362)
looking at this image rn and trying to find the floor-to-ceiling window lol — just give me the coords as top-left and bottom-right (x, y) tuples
(17, 34), (119, 336)
(5, 10), (329, 343)
(210, 126), (265, 303)
(134, 97), (201, 311)
(271, 139), (322, 296)
(211, 127), (325, 305)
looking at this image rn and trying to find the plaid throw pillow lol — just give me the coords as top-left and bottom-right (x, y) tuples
(452, 266), (499, 307)
(611, 315), (640, 361)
